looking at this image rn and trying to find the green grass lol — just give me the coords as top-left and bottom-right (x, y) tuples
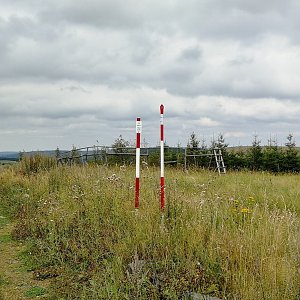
(0, 234), (12, 243)
(0, 216), (8, 229)
(23, 286), (47, 298)
(0, 274), (9, 286)
(0, 160), (17, 163)
(0, 163), (299, 299)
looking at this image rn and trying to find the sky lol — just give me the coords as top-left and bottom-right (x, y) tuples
(1, 0), (300, 151)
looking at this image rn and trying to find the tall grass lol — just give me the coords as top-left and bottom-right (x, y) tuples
(0, 163), (299, 299)
(19, 153), (57, 175)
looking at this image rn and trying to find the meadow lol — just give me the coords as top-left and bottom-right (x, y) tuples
(0, 158), (299, 299)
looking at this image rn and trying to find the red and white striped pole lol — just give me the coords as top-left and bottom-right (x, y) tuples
(135, 117), (142, 209)
(160, 104), (165, 210)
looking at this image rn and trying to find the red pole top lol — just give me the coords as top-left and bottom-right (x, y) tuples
(160, 104), (164, 114)
(137, 117), (141, 121)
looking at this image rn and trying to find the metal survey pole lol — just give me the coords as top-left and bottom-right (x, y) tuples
(160, 105), (165, 210)
(135, 117), (142, 208)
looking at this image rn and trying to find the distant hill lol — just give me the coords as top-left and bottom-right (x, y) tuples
(0, 152), (19, 161)
(0, 150), (60, 161)
(24, 150), (58, 157)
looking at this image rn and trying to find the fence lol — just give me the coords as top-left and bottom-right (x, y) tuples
(57, 145), (149, 166)
(56, 145), (225, 173)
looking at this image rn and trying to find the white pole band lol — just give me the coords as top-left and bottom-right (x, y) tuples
(136, 148), (140, 178)
(160, 140), (164, 177)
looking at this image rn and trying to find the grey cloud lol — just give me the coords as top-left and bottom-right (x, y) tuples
(219, 0), (297, 14)
(39, 0), (142, 29)
(228, 56), (253, 66)
(181, 0), (300, 41)
(60, 85), (91, 93)
(178, 46), (202, 61)
(1, 0), (300, 150)
(162, 67), (196, 84)
(5, 0), (300, 42)
(1, 0), (300, 100)
(0, 14), (59, 49)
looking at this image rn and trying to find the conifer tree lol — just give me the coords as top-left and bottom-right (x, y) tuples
(263, 136), (282, 172)
(187, 132), (199, 149)
(248, 135), (263, 170)
(283, 133), (299, 172)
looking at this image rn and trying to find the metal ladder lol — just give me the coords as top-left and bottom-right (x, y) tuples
(213, 148), (226, 175)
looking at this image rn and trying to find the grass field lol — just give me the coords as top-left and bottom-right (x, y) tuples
(0, 161), (299, 299)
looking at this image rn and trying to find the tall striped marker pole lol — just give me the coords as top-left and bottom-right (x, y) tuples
(135, 117), (142, 209)
(160, 104), (165, 210)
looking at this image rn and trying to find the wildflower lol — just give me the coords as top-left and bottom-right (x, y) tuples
(142, 161), (149, 169)
(230, 198), (239, 207)
(107, 174), (121, 181)
(240, 207), (250, 214)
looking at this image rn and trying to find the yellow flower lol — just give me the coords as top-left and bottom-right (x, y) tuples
(240, 207), (250, 213)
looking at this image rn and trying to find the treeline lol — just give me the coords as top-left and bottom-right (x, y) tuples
(113, 133), (300, 173)
(54, 133), (300, 173)
(149, 133), (300, 173)
(184, 132), (300, 173)
(224, 134), (300, 172)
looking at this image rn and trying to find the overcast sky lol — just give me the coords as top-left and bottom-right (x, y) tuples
(1, 0), (300, 151)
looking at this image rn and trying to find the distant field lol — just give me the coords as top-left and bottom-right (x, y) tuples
(0, 160), (17, 165)
(0, 162), (299, 299)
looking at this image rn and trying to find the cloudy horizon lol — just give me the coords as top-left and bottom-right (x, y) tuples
(1, 0), (300, 151)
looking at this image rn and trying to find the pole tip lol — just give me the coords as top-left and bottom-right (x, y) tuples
(160, 104), (164, 114)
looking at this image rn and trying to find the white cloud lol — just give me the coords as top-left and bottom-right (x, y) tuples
(196, 117), (220, 127)
(224, 131), (246, 138)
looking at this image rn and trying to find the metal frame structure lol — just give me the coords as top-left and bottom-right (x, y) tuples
(57, 145), (149, 166)
(184, 147), (226, 174)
